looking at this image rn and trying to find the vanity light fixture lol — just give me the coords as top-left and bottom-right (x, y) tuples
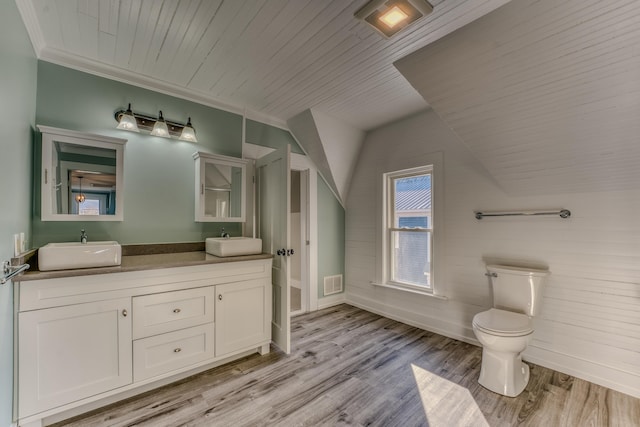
(115, 103), (139, 132)
(150, 111), (170, 138)
(114, 106), (197, 142)
(179, 117), (198, 142)
(355, 0), (433, 38)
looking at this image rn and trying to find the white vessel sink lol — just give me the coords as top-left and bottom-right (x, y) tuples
(206, 237), (262, 257)
(38, 241), (122, 271)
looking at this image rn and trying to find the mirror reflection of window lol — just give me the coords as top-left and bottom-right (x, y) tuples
(68, 171), (116, 215)
(78, 199), (100, 215)
(54, 142), (117, 215)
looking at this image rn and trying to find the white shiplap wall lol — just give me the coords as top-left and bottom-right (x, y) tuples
(345, 109), (640, 398)
(395, 0), (640, 195)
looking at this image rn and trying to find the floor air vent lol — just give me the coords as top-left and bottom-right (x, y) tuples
(323, 274), (343, 296)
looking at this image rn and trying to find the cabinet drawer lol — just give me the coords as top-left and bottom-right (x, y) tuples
(133, 287), (214, 339)
(133, 323), (215, 382)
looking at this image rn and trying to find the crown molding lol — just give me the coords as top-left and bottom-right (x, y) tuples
(39, 46), (247, 114)
(15, 0), (45, 56)
(243, 109), (289, 130)
(35, 45), (289, 130)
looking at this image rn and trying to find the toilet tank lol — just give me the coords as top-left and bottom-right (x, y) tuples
(487, 265), (549, 316)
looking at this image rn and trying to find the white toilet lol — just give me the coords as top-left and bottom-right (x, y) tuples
(472, 264), (549, 397)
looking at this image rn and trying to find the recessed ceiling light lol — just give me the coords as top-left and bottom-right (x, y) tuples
(379, 6), (409, 29)
(355, 0), (433, 38)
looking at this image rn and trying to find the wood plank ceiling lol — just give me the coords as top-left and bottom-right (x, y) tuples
(19, 0), (511, 130)
(396, 0), (640, 195)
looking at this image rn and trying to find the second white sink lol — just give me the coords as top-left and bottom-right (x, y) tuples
(38, 241), (122, 271)
(206, 237), (262, 257)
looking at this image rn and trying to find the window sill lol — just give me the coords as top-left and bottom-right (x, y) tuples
(369, 281), (448, 300)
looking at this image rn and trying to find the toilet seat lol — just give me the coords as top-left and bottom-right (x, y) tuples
(473, 308), (533, 336)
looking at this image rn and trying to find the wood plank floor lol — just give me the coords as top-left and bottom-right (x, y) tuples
(53, 304), (640, 427)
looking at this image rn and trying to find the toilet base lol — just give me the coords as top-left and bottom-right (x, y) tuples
(478, 348), (530, 397)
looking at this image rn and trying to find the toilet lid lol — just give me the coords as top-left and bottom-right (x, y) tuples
(473, 308), (533, 336)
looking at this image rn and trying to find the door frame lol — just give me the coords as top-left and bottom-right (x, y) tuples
(243, 142), (318, 313)
(290, 154), (318, 313)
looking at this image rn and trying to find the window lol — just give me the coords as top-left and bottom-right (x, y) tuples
(385, 166), (433, 291)
(71, 192), (112, 215)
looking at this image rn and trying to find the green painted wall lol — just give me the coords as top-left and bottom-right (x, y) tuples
(245, 119), (305, 154)
(0, 2), (37, 425)
(317, 174), (345, 297)
(33, 62), (244, 246)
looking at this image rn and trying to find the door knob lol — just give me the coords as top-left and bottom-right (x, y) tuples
(277, 249), (286, 256)
(287, 249), (295, 256)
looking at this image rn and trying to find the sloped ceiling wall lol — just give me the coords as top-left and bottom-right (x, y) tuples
(395, 0), (640, 195)
(288, 109), (364, 204)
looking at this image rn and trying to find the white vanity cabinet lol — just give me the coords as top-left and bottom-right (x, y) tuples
(15, 258), (272, 427)
(215, 279), (270, 357)
(18, 298), (132, 417)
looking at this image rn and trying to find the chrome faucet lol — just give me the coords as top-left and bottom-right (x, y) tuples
(80, 229), (87, 244)
(221, 228), (230, 239)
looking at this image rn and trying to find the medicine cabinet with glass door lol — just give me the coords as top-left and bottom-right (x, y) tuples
(193, 152), (249, 222)
(38, 125), (126, 221)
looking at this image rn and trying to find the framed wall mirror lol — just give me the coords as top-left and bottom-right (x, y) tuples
(38, 125), (126, 221)
(193, 152), (249, 222)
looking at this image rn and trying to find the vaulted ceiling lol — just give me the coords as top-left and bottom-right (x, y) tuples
(396, 0), (640, 195)
(17, 0), (511, 130)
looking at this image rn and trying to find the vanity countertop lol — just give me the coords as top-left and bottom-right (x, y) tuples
(15, 242), (272, 282)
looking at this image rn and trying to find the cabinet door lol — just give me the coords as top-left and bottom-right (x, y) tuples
(215, 279), (270, 357)
(194, 153), (247, 222)
(19, 298), (132, 417)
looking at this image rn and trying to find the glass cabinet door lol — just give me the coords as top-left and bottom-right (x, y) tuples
(193, 152), (249, 222)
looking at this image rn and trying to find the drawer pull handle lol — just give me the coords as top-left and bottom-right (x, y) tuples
(174, 348), (182, 353)
(122, 309), (128, 317)
(173, 308), (181, 313)
(218, 294), (222, 301)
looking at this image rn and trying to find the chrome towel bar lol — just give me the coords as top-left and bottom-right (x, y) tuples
(2, 261), (30, 284)
(474, 209), (571, 220)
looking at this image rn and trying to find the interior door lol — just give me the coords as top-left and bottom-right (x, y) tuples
(256, 145), (291, 354)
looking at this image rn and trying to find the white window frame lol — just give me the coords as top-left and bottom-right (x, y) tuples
(375, 152), (445, 299)
(384, 165), (433, 292)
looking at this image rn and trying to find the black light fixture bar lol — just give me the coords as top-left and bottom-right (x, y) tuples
(114, 109), (195, 139)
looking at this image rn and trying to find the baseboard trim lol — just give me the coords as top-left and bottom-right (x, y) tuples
(317, 293), (346, 309)
(524, 345), (640, 399)
(346, 293), (640, 399)
(346, 293), (479, 346)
